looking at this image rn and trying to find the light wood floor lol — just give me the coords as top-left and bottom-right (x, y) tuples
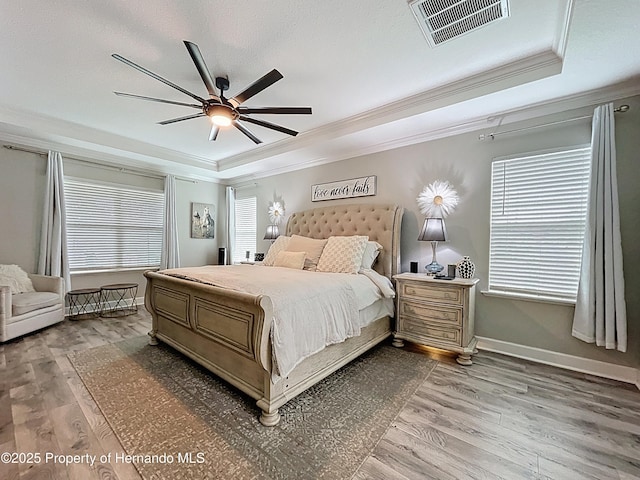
(1, 311), (639, 480)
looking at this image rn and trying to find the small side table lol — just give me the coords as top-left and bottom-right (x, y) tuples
(393, 273), (479, 365)
(67, 288), (101, 320)
(100, 283), (138, 317)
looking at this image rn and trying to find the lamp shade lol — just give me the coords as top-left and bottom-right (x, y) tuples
(263, 224), (280, 240)
(418, 218), (448, 242)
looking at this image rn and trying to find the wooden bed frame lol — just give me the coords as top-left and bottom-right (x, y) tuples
(144, 203), (403, 426)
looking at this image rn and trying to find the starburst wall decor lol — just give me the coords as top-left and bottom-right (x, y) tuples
(417, 180), (459, 218)
(268, 202), (285, 224)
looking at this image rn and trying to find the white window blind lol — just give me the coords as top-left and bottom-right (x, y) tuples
(488, 147), (591, 302)
(233, 196), (257, 263)
(65, 178), (164, 272)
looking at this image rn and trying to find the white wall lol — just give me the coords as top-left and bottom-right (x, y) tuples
(0, 150), (222, 297)
(236, 95), (640, 370)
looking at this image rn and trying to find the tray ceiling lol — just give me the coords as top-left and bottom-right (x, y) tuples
(0, 0), (639, 182)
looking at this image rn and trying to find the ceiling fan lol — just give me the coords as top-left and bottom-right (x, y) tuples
(112, 40), (312, 144)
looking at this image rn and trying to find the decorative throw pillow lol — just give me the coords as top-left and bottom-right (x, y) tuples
(0, 264), (35, 294)
(262, 236), (291, 266)
(316, 236), (369, 274)
(273, 251), (306, 270)
(285, 234), (328, 271)
(360, 241), (383, 270)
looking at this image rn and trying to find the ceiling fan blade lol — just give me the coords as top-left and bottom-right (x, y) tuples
(183, 41), (218, 98)
(233, 121), (262, 144)
(158, 113), (206, 125)
(239, 116), (298, 136)
(112, 53), (207, 104)
(237, 106), (312, 115)
(114, 92), (202, 109)
(229, 69), (283, 107)
(209, 125), (220, 141)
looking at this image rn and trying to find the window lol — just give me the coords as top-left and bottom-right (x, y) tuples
(65, 178), (164, 272)
(488, 146), (591, 303)
(233, 196), (257, 263)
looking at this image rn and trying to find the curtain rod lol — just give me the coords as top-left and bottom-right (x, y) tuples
(2, 144), (198, 183)
(478, 104), (630, 141)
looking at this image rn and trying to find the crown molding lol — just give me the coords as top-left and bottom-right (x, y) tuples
(0, 104), (219, 171)
(553, 0), (575, 57)
(0, 130), (222, 183)
(226, 79), (640, 182)
(217, 49), (563, 172)
(483, 77), (640, 124)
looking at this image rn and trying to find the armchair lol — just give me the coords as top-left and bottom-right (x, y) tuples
(0, 274), (65, 342)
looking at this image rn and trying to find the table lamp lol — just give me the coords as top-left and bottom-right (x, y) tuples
(418, 218), (448, 274)
(263, 225), (280, 242)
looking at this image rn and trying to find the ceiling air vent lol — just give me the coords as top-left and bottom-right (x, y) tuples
(409, 0), (510, 47)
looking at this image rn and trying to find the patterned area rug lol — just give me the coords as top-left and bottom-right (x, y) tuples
(69, 336), (437, 480)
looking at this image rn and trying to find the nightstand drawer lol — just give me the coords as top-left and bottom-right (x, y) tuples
(400, 282), (463, 305)
(399, 301), (462, 326)
(401, 317), (461, 346)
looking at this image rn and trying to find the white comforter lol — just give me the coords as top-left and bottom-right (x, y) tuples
(161, 265), (394, 379)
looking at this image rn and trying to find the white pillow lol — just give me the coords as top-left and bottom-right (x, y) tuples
(0, 264), (35, 294)
(360, 268), (395, 298)
(316, 236), (369, 274)
(262, 236), (291, 266)
(273, 251), (306, 270)
(360, 241), (383, 270)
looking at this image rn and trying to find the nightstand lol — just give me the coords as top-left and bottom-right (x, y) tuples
(392, 273), (479, 365)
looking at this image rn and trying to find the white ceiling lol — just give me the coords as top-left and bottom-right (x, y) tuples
(1, 0), (639, 182)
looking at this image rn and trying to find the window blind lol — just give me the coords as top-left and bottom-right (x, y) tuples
(233, 196), (257, 263)
(65, 179), (164, 272)
(488, 147), (591, 302)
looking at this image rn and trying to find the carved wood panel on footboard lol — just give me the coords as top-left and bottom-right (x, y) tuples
(145, 272), (273, 399)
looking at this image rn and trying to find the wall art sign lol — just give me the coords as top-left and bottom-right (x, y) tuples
(191, 202), (215, 239)
(311, 175), (377, 202)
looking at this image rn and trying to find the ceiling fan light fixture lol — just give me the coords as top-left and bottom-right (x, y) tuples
(210, 114), (232, 127)
(206, 104), (234, 127)
(112, 41), (312, 144)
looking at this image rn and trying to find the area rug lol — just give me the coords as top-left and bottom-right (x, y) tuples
(69, 336), (437, 480)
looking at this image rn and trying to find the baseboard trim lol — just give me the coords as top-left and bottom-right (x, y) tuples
(476, 336), (639, 388)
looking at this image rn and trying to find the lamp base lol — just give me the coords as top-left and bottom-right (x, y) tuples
(425, 261), (444, 275)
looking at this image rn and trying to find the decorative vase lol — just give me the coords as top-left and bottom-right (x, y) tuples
(456, 256), (475, 279)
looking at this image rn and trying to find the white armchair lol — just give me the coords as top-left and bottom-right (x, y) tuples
(0, 274), (65, 342)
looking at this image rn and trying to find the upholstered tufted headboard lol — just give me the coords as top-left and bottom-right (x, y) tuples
(285, 204), (403, 279)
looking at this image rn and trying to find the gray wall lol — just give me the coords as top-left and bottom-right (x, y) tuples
(0, 149), (222, 297)
(1, 96), (636, 369)
(240, 95), (640, 369)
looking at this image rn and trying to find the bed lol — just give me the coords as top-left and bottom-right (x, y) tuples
(144, 203), (403, 426)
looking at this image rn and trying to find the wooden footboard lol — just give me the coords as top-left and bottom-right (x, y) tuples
(144, 270), (391, 426)
(145, 203), (402, 426)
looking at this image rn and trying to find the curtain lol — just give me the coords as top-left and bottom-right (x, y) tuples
(572, 103), (627, 352)
(225, 186), (236, 265)
(38, 151), (71, 291)
(160, 175), (180, 269)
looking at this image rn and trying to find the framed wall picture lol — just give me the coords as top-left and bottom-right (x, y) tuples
(191, 202), (215, 239)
